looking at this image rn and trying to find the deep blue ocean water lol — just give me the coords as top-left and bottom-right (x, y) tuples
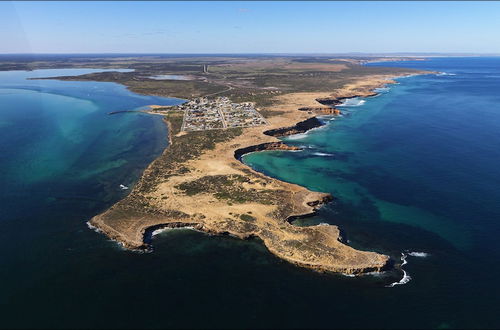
(243, 57), (500, 328)
(1, 59), (499, 328)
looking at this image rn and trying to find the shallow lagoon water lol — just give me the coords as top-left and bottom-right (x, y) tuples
(1, 60), (500, 328)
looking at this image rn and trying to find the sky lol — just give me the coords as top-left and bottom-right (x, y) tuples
(2, 1), (500, 54)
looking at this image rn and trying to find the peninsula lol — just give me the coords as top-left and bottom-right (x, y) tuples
(27, 55), (430, 274)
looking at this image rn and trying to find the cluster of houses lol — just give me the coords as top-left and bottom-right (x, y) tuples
(182, 98), (224, 131)
(179, 97), (267, 131)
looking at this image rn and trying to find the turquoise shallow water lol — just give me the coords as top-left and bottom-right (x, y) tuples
(245, 58), (500, 252)
(243, 57), (500, 327)
(1, 60), (500, 328)
(0, 69), (183, 221)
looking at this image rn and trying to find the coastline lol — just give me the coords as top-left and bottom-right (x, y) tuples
(89, 71), (430, 275)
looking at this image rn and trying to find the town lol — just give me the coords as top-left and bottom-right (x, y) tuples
(156, 97), (268, 132)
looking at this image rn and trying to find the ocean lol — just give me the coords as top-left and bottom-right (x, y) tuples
(1, 59), (500, 328)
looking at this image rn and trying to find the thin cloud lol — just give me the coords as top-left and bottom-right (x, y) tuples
(142, 30), (167, 36)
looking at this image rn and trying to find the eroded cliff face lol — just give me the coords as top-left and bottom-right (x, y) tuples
(263, 117), (324, 138)
(234, 142), (302, 159)
(298, 107), (342, 115)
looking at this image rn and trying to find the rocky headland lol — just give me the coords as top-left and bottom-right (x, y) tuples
(89, 72), (427, 275)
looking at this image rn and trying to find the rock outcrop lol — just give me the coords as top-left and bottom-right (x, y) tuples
(298, 107), (342, 115)
(234, 142), (301, 160)
(263, 117), (323, 138)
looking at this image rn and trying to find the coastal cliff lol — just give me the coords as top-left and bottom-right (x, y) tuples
(263, 117), (323, 137)
(234, 142), (302, 159)
(298, 107), (342, 115)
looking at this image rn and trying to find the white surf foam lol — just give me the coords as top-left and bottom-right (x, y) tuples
(152, 228), (169, 236)
(87, 221), (160, 253)
(386, 269), (411, 287)
(313, 152), (334, 157)
(386, 253), (412, 287)
(342, 273), (356, 277)
(408, 251), (429, 257)
(152, 226), (196, 236)
(401, 254), (408, 266)
(87, 221), (141, 252)
(86, 221), (102, 233)
(285, 133), (308, 140)
(437, 72), (457, 76)
(342, 270), (387, 278)
(363, 271), (387, 278)
(339, 97), (366, 107)
(395, 74), (418, 79)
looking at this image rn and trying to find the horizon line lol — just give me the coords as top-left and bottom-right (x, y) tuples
(1, 52), (500, 57)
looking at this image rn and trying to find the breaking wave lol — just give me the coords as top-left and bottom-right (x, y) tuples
(386, 250), (430, 287)
(313, 152), (334, 157)
(342, 273), (356, 278)
(152, 226), (196, 236)
(437, 72), (457, 76)
(408, 251), (429, 257)
(152, 228), (168, 236)
(86, 221), (102, 233)
(87, 221), (139, 252)
(285, 133), (308, 140)
(339, 97), (366, 107)
(387, 269), (411, 287)
(386, 253), (411, 287)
